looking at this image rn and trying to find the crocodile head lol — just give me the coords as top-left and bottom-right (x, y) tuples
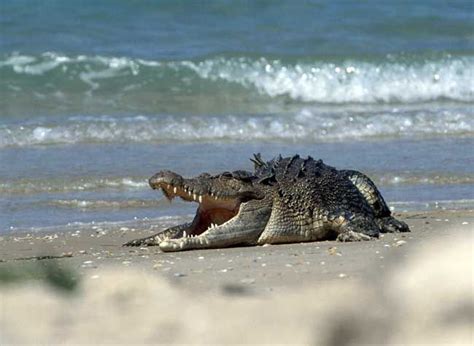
(148, 169), (266, 239)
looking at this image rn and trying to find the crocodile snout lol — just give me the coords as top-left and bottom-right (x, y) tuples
(148, 170), (184, 189)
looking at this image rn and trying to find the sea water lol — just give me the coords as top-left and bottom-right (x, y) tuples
(1, 1), (473, 233)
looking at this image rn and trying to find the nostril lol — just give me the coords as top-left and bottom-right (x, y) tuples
(149, 175), (162, 188)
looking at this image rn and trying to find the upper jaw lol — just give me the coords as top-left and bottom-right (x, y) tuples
(148, 170), (263, 203)
(148, 171), (230, 205)
(148, 171), (207, 201)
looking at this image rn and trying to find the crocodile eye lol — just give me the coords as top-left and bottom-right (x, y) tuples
(220, 172), (233, 178)
(232, 170), (253, 183)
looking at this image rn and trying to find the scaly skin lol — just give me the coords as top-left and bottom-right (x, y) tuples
(124, 154), (409, 252)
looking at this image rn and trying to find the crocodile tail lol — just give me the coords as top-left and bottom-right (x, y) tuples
(342, 170), (391, 218)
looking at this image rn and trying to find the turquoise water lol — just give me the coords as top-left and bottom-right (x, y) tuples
(1, 1), (473, 232)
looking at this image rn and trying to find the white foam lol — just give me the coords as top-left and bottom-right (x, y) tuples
(49, 199), (161, 209)
(32, 127), (52, 140)
(0, 107), (472, 147)
(181, 56), (474, 103)
(0, 54), (36, 67)
(0, 177), (148, 195)
(2, 52), (473, 103)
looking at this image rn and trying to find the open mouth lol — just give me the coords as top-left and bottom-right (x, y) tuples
(156, 182), (241, 238)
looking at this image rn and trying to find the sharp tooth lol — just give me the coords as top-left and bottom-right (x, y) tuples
(198, 195), (203, 203)
(183, 231), (187, 238)
(193, 194), (197, 201)
(173, 187), (177, 193)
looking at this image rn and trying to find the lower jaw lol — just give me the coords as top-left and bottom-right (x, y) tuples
(180, 207), (239, 237)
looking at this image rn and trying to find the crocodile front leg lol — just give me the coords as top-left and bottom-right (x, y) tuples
(123, 223), (192, 247)
(159, 200), (271, 252)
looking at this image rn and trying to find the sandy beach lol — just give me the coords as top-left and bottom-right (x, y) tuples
(0, 209), (472, 344)
(2, 2), (473, 345)
(1, 210), (472, 291)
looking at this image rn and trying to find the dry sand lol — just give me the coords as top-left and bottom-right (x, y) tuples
(0, 210), (473, 344)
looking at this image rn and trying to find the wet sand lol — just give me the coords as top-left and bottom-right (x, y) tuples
(0, 209), (472, 344)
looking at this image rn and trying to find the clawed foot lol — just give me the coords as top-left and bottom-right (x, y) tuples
(123, 235), (161, 247)
(337, 231), (373, 242)
(378, 217), (410, 233)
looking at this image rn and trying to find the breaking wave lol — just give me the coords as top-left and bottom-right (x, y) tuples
(1, 52), (473, 105)
(0, 106), (472, 147)
(180, 56), (474, 103)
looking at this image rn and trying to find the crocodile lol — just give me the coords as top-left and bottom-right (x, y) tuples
(124, 154), (409, 252)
